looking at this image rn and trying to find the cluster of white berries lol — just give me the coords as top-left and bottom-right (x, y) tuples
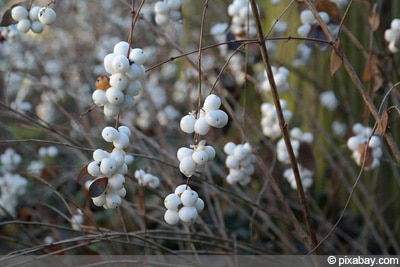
(259, 66), (290, 94)
(0, 148), (28, 217)
(384, 18), (400, 53)
(319, 90), (339, 111)
(283, 165), (313, 190)
(92, 41), (146, 117)
(11, 5), (56, 34)
(134, 169), (160, 189)
(260, 100), (292, 139)
(277, 128), (314, 189)
(177, 140), (216, 178)
(86, 125), (134, 209)
(179, 94), (228, 136)
(223, 142), (256, 185)
(277, 127), (314, 164)
(164, 184), (205, 225)
(154, 0), (182, 26)
(346, 123), (382, 170)
(297, 9), (338, 43)
(227, 0), (257, 39)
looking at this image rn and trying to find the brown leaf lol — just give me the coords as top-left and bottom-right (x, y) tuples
(88, 177), (108, 198)
(375, 109), (389, 136)
(357, 144), (373, 168)
(368, 13), (380, 31)
(298, 141), (316, 172)
(77, 163), (89, 181)
(330, 43), (342, 75)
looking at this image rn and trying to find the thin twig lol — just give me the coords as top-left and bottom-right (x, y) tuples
(249, 0), (319, 253)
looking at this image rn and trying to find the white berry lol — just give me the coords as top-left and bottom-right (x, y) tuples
(38, 7), (57, 25)
(164, 193), (181, 211)
(164, 209), (180, 225)
(180, 189), (199, 207)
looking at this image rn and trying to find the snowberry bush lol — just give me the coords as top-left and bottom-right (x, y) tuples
(0, 0), (399, 257)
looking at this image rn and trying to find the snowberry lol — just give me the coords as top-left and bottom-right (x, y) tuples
(115, 187), (127, 198)
(155, 1), (169, 14)
(92, 90), (108, 107)
(191, 150), (209, 165)
(109, 74), (129, 90)
(100, 157), (117, 176)
(180, 189), (199, 207)
(390, 18), (400, 30)
(297, 24), (311, 37)
(233, 145), (248, 161)
(125, 80), (141, 96)
(203, 94), (221, 112)
(113, 41), (130, 56)
(155, 14), (170, 26)
(177, 147), (194, 161)
(178, 206), (198, 224)
(17, 19), (31, 33)
(194, 198), (204, 213)
(93, 149), (109, 162)
(300, 10), (315, 25)
(102, 127), (119, 142)
(112, 55), (130, 74)
(103, 103), (120, 117)
(179, 156), (196, 177)
(194, 117), (211, 135)
(92, 193), (106, 207)
(180, 114), (196, 134)
(124, 154), (135, 164)
(169, 10), (182, 22)
(167, 0), (182, 10)
(129, 48), (146, 65)
(104, 53), (117, 74)
(31, 21), (44, 33)
(118, 126), (131, 137)
(125, 64), (143, 81)
(226, 155), (240, 169)
(87, 161), (101, 176)
(174, 184), (190, 195)
(104, 193), (122, 209)
(38, 7), (57, 25)
(113, 133), (130, 149)
(224, 142), (236, 154)
(204, 146), (216, 161)
(164, 210), (180, 225)
(106, 87), (124, 105)
(110, 150), (125, 168)
(205, 110), (228, 128)
(11, 6), (28, 21)
(29, 6), (41, 20)
(108, 174), (125, 191)
(164, 193), (182, 211)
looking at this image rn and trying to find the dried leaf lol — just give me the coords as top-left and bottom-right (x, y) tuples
(330, 43), (342, 75)
(88, 177), (108, 198)
(357, 144), (373, 168)
(77, 163), (89, 181)
(368, 13), (380, 31)
(362, 55), (375, 83)
(315, 0), (340, 23)
(298, 141), (316, 172)
(375, 109), (389, 136)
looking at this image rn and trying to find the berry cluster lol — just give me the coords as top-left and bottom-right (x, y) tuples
(277, 127), (314, 164)
(277, 128), (315, 189)
(319, 90), (339, 111)
(177, 140), (216, 178)
(179, 94), (228, 136)
(283, 165), (313, 190)
(11, 5), (56, 34)
(164, 184), (205, 225)
(259, 66), (290, 94)
(134, 169), (160, 189)
(154, 0), (182, 26)
(0, 148), (28, 217)
(260, 100), (292, 139)
(92, 41), (146, 117)
(297, 9), (339, 49)
(346, 123), (382, 170)
(86, 126), (135, 209)
(384, 18), (400, 53)
(224, 142), (256, 185)
(227, 0), (257, 39)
